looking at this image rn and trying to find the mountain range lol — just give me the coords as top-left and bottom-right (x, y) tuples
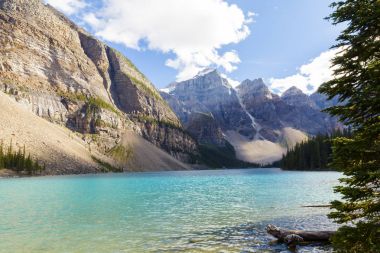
(0, 0), (340, 174)
(161, 69), (341, 163)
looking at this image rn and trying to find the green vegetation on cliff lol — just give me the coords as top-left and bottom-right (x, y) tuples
(87, 97), (120, 116)
(135, 114), (181, 130)
(128, 75), (163, 102)
(58, 90), (120, 116)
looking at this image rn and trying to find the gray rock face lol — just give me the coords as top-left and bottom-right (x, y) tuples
(137, 122), (198, 163)
(236, 79), (283, 141)
(281, 86), (317, 108)
(237, 82), (340, 137)
(160, 91), (190, 124)
(0, 0), (197, 172)
(106, 48), (180, 124)
(310, 92), (341, 110)
(238, 78), (272, 99)
(163, 72), (341, 150)
(186, 112), (227, 147)
(168, 69), (255, 139)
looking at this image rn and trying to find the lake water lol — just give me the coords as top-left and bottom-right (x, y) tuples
(0, 168), (341, 253)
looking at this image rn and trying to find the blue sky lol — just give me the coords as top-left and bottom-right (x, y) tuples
(45, 0), (343, 93)
(228, 1), (340, 80)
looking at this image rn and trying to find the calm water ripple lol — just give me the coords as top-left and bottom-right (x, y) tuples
(0, 168), (341, 253)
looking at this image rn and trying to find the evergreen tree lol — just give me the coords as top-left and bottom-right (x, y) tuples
(279, 134), (336, 171)
(319, 0), (380, 252)
(0, 141), (45, 175)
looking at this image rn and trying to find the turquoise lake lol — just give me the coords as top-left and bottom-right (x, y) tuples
(0, 168), (341, 253)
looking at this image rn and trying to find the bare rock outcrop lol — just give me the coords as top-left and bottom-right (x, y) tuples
(186, 112), (227, 147)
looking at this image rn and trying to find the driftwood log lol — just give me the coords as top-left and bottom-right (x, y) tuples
(266, 224), (336, 245)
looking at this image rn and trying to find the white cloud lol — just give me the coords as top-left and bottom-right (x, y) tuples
(82, 0), (253, 81)
(220, 73), (240, 88)
(44, 0), (87, 15)
(269, 48), (340, 95)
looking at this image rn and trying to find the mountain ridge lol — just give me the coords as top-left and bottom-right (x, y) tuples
(162, 69), (341, 164)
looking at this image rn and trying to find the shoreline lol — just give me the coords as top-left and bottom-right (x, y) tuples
(0, 167), (273, 179)
(0, 169), (24, 178)
(0, 167), (338, 179)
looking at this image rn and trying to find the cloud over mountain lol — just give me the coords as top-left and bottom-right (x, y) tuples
(67, 0), (253, 81)
(269, 48), (340, 95)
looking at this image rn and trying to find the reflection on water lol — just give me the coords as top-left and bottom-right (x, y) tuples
(0, 169), (340, 253)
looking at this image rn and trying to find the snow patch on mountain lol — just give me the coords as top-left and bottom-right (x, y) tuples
(236, 90), (263, 140)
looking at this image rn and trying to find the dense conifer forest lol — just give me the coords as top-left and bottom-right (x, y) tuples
(274, 129), (351, 170)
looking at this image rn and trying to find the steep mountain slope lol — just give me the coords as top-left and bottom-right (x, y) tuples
(0, 92), (189, 174)
(237, 80), (338, 139)
(0, 0), (197, 174)
(0, 91), (100, 175)
(310, 92), (341, 110)
(281, 86), (317, 108)
(168, 69), (256, 138)
(162, 70), (340, 164)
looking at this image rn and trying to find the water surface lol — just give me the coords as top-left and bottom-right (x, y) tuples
(0, 168), (341, 252)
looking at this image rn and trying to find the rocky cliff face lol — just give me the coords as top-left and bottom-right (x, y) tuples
(309, 92), (341, 110)
(0, 0), (197, 173)
(162, 71), (341, 163)
(168, 69), (255, 138)
(237, 80), (339, 139)
(281, 86), (317, 108)
(185, 112), (227, 147)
